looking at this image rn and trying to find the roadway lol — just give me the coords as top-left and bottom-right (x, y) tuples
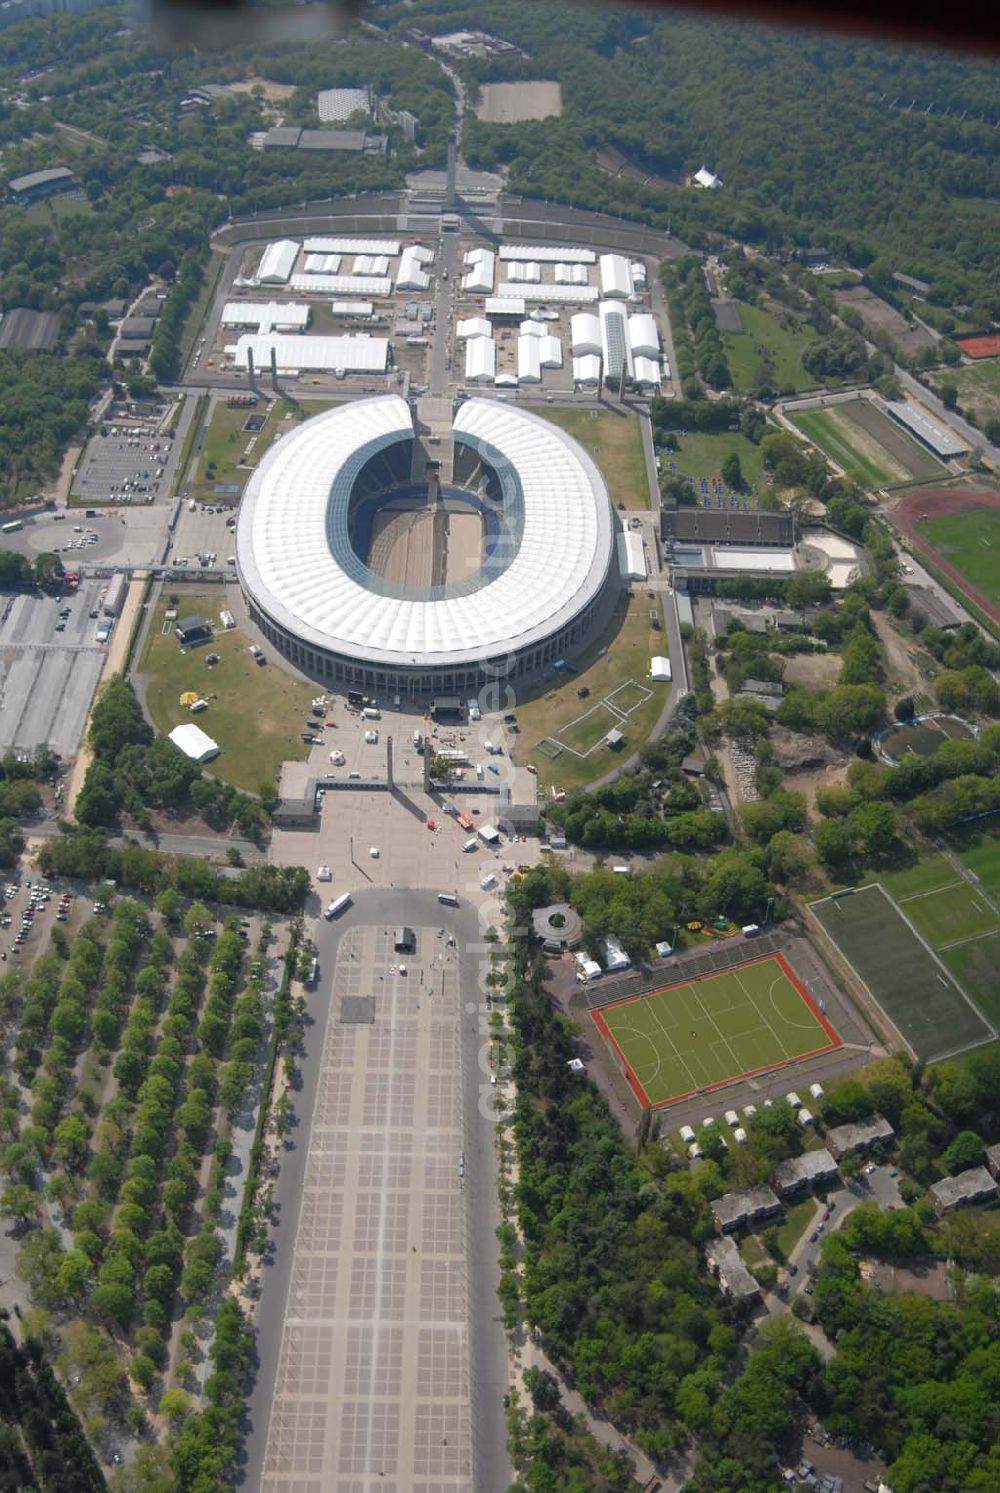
(240, 887), (509, 1493)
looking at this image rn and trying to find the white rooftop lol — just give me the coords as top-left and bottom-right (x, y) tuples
(168, 723), (220, 762)
(221, 301), (309, 333)
(229, 334), (388, 373)
(256, 239), (299, 285)
(235, 397), (614, 671)
(317, 86), (371, 123)
(303, 236), (400, 256)
(290, 274), (392, 297)
(499, 244), (596, 263)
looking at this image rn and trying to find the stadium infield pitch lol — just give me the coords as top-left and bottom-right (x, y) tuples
(591, 954), (839, 1108)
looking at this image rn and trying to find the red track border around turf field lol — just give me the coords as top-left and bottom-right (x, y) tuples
(590, 953), (842, 1110)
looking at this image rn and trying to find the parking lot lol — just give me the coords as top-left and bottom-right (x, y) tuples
(13, 505), (170, 571)
(70, 422), (177, 508)
(0, 580), (109, 756)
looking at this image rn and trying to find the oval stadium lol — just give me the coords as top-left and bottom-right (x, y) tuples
(235, 395), (619, 696)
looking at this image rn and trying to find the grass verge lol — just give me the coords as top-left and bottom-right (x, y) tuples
(539, 406), (652, 509)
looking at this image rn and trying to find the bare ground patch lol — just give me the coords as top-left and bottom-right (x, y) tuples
(782, 652), (842, 689)
(833, 285), (936, 360)
(477, 81), (562, 123)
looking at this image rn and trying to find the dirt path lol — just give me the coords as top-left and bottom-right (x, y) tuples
(43, 443), (82, 507)
(870, 608), (926, 699)
(65, 575), (147, 818)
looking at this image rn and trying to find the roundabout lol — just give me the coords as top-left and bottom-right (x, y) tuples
(235, 395), (618, 696)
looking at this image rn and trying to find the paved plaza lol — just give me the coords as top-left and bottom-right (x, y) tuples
(260, 921), (475, 1492)
(0, 581), (108, 756)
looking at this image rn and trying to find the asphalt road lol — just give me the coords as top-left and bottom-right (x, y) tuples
(240, 887), (510, 1493)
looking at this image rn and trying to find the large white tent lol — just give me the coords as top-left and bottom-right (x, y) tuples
(499, 244), (595, 263)
(256, 239), (299, 285)
(229, 334), (389, 373)
(169, 723), (220, 762)
(303, 236), (400, 255)
(221, 302), (309, 333)
(599, 253), (633, 299)
(464, 336), (496, 382)
(628, 312), (660, 358)
(570, 312), (601, 355)
(290, 274), (391, 297)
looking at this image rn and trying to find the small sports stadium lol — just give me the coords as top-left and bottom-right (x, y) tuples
(591, 953), (840, 1108)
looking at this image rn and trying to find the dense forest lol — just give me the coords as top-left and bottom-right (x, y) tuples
(387, 0), (1000, 316)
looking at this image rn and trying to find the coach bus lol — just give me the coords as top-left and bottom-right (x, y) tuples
(325, 893), (352, 919)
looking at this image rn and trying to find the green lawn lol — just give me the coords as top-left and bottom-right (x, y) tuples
(810, 884), (994, 1061)
(881, 854), (956, 900)
(722, 301), (817, 394)
(898, 882), (1000, 951)
(138, 592), (316, 793)
(539, 407), (652, 509)
(662, 431), (765, 491)
(556, 702), (620, 756)
(940, 934), (1000, 1031)
(511, 593), (666, 792)
(934, 358), (1000, 426)
(916, 509), (1000, 610)
(191, 396), (340, 495)
(791, 406), (905, 488)
(774, 1198), (819, 1258)
(592, 954), (837, 1108)
(953, 832), (1000, 899)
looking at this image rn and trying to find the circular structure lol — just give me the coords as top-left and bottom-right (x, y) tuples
(875, 712), (978, 765)
(532, 902), (583, 951)
(236, 395), (618, 695)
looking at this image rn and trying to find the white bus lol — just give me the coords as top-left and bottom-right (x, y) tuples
(437, 891), (459, 907)
(2, 520), (23, 533)
(325, 893), (352, 919)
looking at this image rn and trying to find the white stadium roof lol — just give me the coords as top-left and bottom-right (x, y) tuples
(499, 244), (596, 263)
(465, 335), (496, 382)
(290, 274), (391, 296)
(885, 399), (967, 457)
(221, 301), (309, 333)
(229, 334), (388, 373)
(257, 239), (299, 285)
(169, 723), (220, 762)
(235, 396), (614, 670)
(304, 236), (400, 255)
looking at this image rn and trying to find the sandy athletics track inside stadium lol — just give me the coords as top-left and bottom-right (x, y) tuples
(367, 504), (484, 588)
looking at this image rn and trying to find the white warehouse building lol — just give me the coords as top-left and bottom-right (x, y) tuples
(256, 239), (299, 285)
(465, 336), (496, 382)
(228, 334), (389, 374)
(599, 253), (633, 299)
(628, 312), (660, 358)
(570, 312), (602, 356)
(221, 301), (310, 334)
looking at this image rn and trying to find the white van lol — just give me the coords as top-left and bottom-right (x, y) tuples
(462, 838), (478, 853)
(362, 706), (380, 720)
(480, 872), (497, 891)
(475, 763), (484, 780)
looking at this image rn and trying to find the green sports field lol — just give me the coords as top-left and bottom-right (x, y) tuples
(915, 509), (1000, 610)
(790, 400), (944, 488)
(810, 881), (996, 1062)
(592, 955), (838, 1108)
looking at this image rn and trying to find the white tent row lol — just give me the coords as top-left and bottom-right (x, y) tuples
(484, 296), (525, 317)
(506, 260), (541, 283)
(303, 236), (400, 255)
(555, 263), (589, 285)
(221, 301), (310, 334)
(573, 353), (602, 385)
(457, 316), (492, 339)
(618, 530), (647, 580)
(633, 356), (662, 387)
(330, 300), (373, 317)
(229, 333), (389, 373)
(290, 274), (391, 297)
(599, 253), (633, 299)
(496, 282), (598, 304)
(570, 312), (601, 355)
(628, 312), (659, 357)
(256, 239), (299, 285)
(499, 244), (595, 263)
(396, 250), (430, 291)
(303, 252), (342, 274)
(464, 336), (495, 382)
(462, 248), (496, 294)
(352, 254), (389, 276)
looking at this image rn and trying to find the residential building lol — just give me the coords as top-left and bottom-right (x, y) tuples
(706, 1237), (760, 1300)
(928, 1166), (998, 1216)
(826, 1116), (895, 1160)
(773, 1149), (838, 1197)
(710, 1184), (782, 1234)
